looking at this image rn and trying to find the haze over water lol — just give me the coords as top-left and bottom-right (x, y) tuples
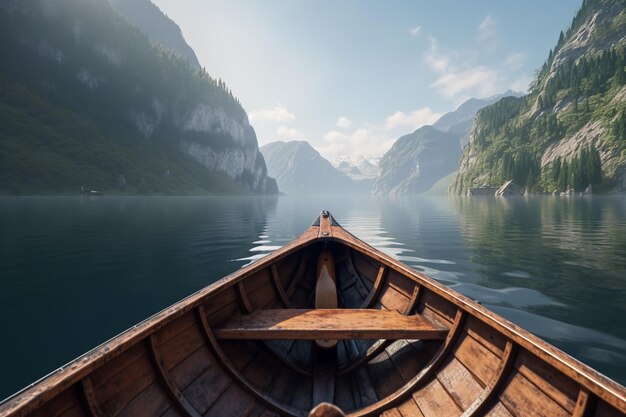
(1, 195), (625, 398)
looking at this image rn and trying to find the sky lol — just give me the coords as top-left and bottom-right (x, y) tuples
(152, 0), (581, 161)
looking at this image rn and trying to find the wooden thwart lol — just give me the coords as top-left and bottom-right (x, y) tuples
(214, 309), (448, 340)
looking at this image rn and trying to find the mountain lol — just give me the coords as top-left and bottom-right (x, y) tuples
(372, 126), (461, 195)
(433, 90), (524, 147)
(109, 0), (200, 68)
(452, 0), (626, 194)
(334, 155), (380, 180)
(0, 0), (277, 195)
(260, 141), (371, 195)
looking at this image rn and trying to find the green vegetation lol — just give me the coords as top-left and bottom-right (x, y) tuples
(0, 0), (265, 195)
(453, 0), (626, 194)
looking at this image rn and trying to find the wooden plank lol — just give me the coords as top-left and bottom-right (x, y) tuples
(483, 402), (515, 417)
(181, 365), (231, 415)
(147, 335), (203, 417)
(514, 349), (579, 413)
(346, 250), (372, 295)
(464, 316), (507, 359)
(204, 384), (256, 417)
(168, 346), (211, 391)
(387, 340), (439, 384)
(499, 372), (570, 417)
(94, 354), (156, 417)
(286, 255), (307, 298)
(312, 349), (336, 406)
(90, 343), (146, 389)
(158, 322), (205, 371)
(214, 309), (448, 340)
(271, 264), (294, 308)
(413, 378), (462, 417)
(436, 357), (484, 410)
(379, 286), (411, 313)
(459, 341), (516, 417)
(352, 251), (380, 285)
(197, 305), (308, 417)
(352, 367), (378, 407)
(116, 382), (171, 417)
(396, 398), (425, 417)
(381, 408), (403, 417)
(289, 376), (313, 411)
(367, 350), (404, 400)
(27, 387), (77, 417)
(454, 333), (501, 386)
(333, 375), (356, 412)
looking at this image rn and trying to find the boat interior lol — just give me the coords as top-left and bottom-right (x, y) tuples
(2, 213), (625, 417)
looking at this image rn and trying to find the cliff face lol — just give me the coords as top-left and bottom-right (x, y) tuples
(0, 0), (277, 194)
(373, 126), (461, 195)
(260, 141), (370, 195)
(452, 0), (626, 194)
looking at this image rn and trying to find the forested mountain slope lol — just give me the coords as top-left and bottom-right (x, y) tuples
(452, 0), (626, 194)
(0, 0), (277, 194)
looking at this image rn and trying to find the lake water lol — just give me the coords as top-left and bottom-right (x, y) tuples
(1, 195), (626, 399)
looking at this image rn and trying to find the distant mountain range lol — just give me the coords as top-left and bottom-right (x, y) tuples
(334, 155), (380, 180)
(260, 141), (372, 195)
(0, 0), (276, 195)
(372, 91), (520, 195)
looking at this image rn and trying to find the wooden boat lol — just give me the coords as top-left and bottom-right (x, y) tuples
(2, 211), (626, 417)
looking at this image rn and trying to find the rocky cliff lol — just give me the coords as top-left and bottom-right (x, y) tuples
(452, 0), (626, 194)
(260, 141), (370, 195)
(0, 0), (277, 194)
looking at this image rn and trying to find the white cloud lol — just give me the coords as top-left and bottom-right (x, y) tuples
(503, 52), (526, 70)
(249, 105), (295, 123)
(478, 15), (497, 40)
(425, 37), (449, 73)
(408, 26), (421, 37)
(385, 108), (442, 130)
(336, 117), (352, 129)
(431, 67), (501, 98)
(425, 35), (528, 100)
(319, 127), (394, 160)
(276, 125), (305, 139)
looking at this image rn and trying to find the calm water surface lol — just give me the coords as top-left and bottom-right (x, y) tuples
(1, 195), (626, 398)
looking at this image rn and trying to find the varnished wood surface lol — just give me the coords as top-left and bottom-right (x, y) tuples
(1, 211), (626, 417)
(214, 309), (448, 341)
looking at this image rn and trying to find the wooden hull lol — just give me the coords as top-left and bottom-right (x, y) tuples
(1, 212), (626, 417)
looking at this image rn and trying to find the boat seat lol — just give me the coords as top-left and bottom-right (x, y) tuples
(214, 308), (448, 340)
